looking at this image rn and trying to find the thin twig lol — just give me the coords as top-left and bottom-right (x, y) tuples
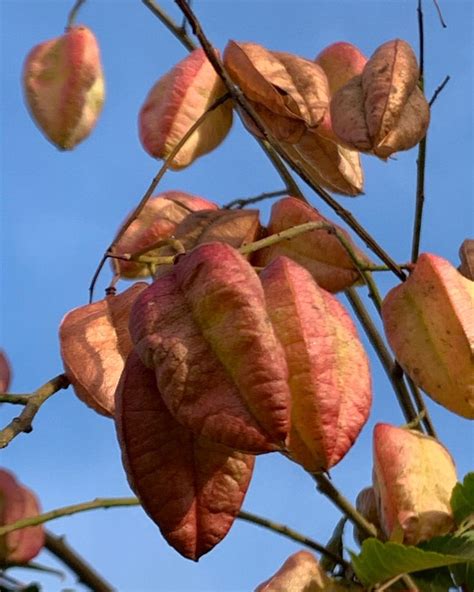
(0, 394), (30, 405)
(0, 498), (342, 566)
(44, 530), (115, 592)
(429, 75), (450, 106)
(257, 139), (305, 199)
(174, 0), (406, 281)
(88, 92), (231, 302)
(411, 0), (429, 264)
(223, 189), (287, 209)
(0, 374), (70, 449)
(404, 374), (437, 437)
(238, 510), (350, 569)
(432, 0), (447, 27)
(312, 473), (379, 540)
(66, 0), (86, 29)
(142, 0), (196, 51)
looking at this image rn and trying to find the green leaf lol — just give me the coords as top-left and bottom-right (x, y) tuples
(450, 560), (474, 590)
(451, 472), (474, 525)
(350, 536), (472, 587)
(420, 531), (474, 558)
(320, 517), (346, 574)
(412, 567), (455, 592)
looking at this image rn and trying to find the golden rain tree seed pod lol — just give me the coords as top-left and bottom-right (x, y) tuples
(330, 39), (430, 158)
(115, 351), (254, 561)
(354, 486), (381, 546)
(253, 197), (371, 292)
(129, 242), (291, 454)
(315, 41), (368, 96)
(382, 253), (474, 419)
(139, 49), (233, 169)
(373, 423), (457, 545)
(23, 26), (105, 150)
(260, 257), (372, 472)
(0, 469), (45, 564)
(112, 191), (218, 279)
(0, 350), (12, 393)
(59, 283), (148, 417)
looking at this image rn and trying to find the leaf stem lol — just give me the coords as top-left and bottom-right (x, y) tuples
(66, 0), (87, 29)
(223, 189), (287, 210)
(0, 374), (70, 449)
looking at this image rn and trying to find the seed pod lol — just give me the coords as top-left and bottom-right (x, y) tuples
(459, 239), (474, 280)
(0, 350), (12, 393)
(253, 197), (370, 292)
(255, 551), (329, 591)
(0, 469), (44, 564)
(261, 257), (372, 472)
(315, 41), (368, 95)
(60, 283), (147, 417)
(224, 41), (329, 142)
(130, 242), (291, 453)
(331, 40), (430, 157)
(354, 486), (381, 546)
(115, 351), (254, 560)
(23, 26), (105, 150)
(382, 253), (474, 419)
(373, 424), (457, 544)
(139, 49), (233, 169)
(112, 191), (218, 279)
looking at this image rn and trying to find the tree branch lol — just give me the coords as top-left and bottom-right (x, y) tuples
(0, 374), (70, 449)
(142, 0), (196, 51)
(223, 189), (287, 209)
(44, 530), (115, 592)
(88, 92), (231, 302)
(429, 75), (450, 106)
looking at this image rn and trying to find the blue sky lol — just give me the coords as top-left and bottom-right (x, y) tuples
(1, 1), (473, 590)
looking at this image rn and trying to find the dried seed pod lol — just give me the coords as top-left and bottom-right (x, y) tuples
(224, 41), (329, 142)
(0, 350), (12, 393)
(281, 131), (364, 196)
(315, 41), (368, 95)
(115, 351), (254, 560)
(382, 253), (474, 419)
(139, 49), (233, 169)
(60, 283), (147, 417)
(261, 257), (372, 472)
(255, 551), (329, 591)
(23, 26), (105, 150)
(331, 40), (430, 157)
(253, 197), (370, 292)
(354, 486), (381, 545)
(459, 239), (474, 280)
(112, 191), (218, 279)
(130, 242), (291, 453)
(0, 469), (45, 564)
(373, 423), (457, 544)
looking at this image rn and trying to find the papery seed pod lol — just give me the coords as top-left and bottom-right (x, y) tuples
(331, 40), (430, 157)
(0, 469), (45, 564)
(281, 131), (364, 196)
(373, 423), (457, 544)
(255, 551), (329, 591)
(459, 239), (474, 280)
(382, 253), (474, 419)
(115, 351), (254, 560)
(112, 191), (218, 279)
(59, 283), (147, 417)
(130, 242), (291, 453)
(23, 26), (105, 150)
(139, 49), (233, 169)
(224, 41), (329, 142)
(354, 486), (381, 546)
(0, 350), (12, 393)
(261, 257), (372, 472)
(315, 41), (368, 95)
(253, 197), (370, 292)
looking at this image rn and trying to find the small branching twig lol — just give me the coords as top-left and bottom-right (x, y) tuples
(0, 498), (342, 567)
(223, 189), (287, 209)
(66, 0), (87, 29)
(429, 75), (450, 106)
(89, 92), (231, 302)
(0, 374), (70, 449)
(142, 0), (196, 51)
(432, 0), (447, 27)
(44, 530), (114, 592)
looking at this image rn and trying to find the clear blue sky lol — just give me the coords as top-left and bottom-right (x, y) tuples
(1, 1), (473, 591)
